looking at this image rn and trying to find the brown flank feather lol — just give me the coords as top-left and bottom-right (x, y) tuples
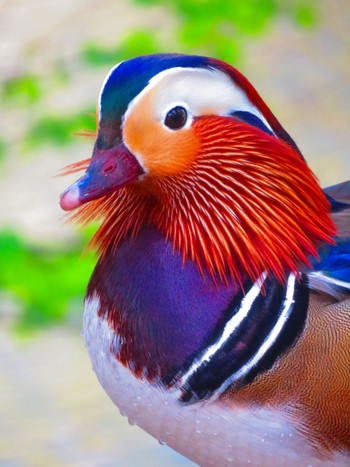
(232, 293), (350, 455)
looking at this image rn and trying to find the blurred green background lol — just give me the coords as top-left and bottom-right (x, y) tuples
(0, 0), (349, 465)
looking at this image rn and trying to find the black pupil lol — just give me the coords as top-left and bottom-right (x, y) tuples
(164, 106), (187, 129)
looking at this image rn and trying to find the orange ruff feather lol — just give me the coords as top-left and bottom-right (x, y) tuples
(70, 116), (336, 285)
(60, 158), (91, 176)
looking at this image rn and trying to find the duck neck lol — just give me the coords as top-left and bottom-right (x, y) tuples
(87, 225), (309, 402)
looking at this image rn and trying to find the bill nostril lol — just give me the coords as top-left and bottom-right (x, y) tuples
(103, 163), (116, 174)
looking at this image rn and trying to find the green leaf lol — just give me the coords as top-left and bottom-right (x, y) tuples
(82, 43), (121, 67)
(25, 111), (96, 147)
(1, 74), (42, 105)
(118, 30), (160, 57)
(128, 0), (317, 59)
(0, 230), (96, 330)
(294, 3), (316, 27)
(82, 30), (160, 69)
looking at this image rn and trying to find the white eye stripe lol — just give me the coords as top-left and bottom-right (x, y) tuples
(123, 66), (273, 133)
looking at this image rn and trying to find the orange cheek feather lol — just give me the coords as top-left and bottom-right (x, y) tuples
(123, 90), (200, 177)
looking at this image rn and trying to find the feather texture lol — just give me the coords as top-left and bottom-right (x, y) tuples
(71, 116), (335, 287)
(60, 53), (350, 462)
(307, 180), (350, 297)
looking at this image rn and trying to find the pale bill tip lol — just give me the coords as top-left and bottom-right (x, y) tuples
(60, 185), (82, 211)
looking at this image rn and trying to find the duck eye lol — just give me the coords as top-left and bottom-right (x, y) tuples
(164, 106), (188, 130)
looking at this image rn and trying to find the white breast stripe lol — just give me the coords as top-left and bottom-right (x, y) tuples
(179, 272), (267, 387)
(212, 273), (297, 399)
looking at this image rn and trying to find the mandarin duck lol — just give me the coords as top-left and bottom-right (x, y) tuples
(60, 54), (350, 466)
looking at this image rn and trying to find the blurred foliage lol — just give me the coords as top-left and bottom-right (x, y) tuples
(1, 74), (42, 105)
(81, 0), (317, 66)
(82, 29), (160, 67)
(0, 138), (5, 163)
(0, 230), (96, 333)
(0, 0), (317, 329)
(26, 111), (96, 148)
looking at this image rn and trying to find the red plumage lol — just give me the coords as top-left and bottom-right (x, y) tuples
(69, 115), (335, 288)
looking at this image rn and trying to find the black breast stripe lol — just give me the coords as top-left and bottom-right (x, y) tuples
(231, 110), (275, 136)
(176, 273), (309, 403)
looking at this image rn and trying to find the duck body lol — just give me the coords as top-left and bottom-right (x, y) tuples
(60, 54), (350, 465)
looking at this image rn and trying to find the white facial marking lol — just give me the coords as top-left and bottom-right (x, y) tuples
(123, 66), (273, 133)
